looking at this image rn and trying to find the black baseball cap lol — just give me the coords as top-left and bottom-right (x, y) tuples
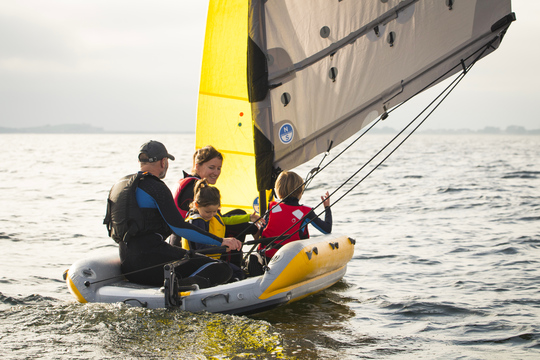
(138, 140), (175, 163)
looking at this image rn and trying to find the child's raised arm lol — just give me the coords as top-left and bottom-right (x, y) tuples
(321, 191), (331, 208)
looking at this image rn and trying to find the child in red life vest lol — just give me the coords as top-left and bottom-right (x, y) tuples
(258, 171), (332, 259)
(183, 179), (260, 280)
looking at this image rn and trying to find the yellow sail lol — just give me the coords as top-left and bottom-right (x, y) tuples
(196, 0), (257, 214)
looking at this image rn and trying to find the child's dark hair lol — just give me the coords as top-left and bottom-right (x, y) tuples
(191, 178), (221, 209)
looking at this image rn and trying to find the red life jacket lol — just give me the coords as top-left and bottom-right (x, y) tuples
(172, 176), (198, 218)
(260, 200), (312, 258)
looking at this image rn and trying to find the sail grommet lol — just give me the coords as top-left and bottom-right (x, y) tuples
(387, 31), (396, 47)
(320, 26), (330, 38)
(281, 92), (291, 106)
(329, 67), (338, 82)
(368, 23), (387, 42)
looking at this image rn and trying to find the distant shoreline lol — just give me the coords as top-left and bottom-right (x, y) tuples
(0, 124), (539, 135)
(371, 125), (540, 135)
(0, 124), (193, 134)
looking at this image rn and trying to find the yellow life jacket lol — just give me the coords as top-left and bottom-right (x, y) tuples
(182, 213), (225, 259)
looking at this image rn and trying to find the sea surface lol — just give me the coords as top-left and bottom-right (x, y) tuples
(1, 133), (539, 359)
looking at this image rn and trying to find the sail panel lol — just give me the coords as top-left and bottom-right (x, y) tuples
(249, 0), (513, 173)
(197, 0), (258, 213)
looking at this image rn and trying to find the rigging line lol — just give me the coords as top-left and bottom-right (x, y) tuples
(385, 36), (500, 118)
(259, 54), (477, 253)
(272, 38), (498, 204)
(243, 36), (497, 263)
(243, 36), (497, 257)
(304, 141), (333, 192)
(306, 37), (496, 212)
(88, 260), (175, 285)
(88, 247), (229, 285)
(287, 73), (469, 245)
(239, 119), (382, 255)
(301, 118), (380, 182)
(303, 71), (465, 217)
(309, 61), (476, 225)
(243, 84), (433, 256)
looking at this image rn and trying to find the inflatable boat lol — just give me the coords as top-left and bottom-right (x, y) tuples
(64, 235), (355, 315)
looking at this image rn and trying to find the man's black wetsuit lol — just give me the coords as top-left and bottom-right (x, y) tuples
(108, 172), (232, 287)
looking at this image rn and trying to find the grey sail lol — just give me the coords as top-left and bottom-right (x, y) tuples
(248, 0), (514, 194)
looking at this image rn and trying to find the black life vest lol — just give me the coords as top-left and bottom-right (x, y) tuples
(103, 172), (169, 243)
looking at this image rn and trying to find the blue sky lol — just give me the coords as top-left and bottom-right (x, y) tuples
(0, 1), (538, 132)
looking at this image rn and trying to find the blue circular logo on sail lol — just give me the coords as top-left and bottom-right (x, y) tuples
(279, 123), (294, 144)
(253, 197), (260, 214)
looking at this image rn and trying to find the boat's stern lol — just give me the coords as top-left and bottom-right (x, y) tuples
(64, 253), (123, 303)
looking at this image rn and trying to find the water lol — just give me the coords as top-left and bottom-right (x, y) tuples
(1, 133), (539, 359)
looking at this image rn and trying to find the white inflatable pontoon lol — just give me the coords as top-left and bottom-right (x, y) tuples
(65, 235), (355, 315)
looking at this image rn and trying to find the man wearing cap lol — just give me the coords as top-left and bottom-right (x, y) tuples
(104, 140), (242, 288)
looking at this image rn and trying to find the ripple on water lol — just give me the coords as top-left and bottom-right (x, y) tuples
(0, 295), (287, 359)
(383, 300), (484, 318)
(502, 171), (540, 179)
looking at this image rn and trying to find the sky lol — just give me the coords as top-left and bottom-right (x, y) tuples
(0, 1), (538, 133)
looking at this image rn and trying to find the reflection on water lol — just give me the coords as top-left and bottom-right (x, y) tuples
(1, 295), (286, 359)
(252, 281), (358, 358)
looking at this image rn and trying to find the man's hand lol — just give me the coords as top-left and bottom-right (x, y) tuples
(222, 237), (242, 251)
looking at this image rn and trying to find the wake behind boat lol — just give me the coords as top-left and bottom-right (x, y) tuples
(65, 235), (354, 314)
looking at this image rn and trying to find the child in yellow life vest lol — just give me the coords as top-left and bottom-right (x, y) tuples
(183, 179), (260, 279)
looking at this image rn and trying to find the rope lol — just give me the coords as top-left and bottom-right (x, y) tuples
(304, 141), (333, 192)
(255, 36), (498, 255)
(88, 246), (228, 285)
(242, 34), (497, 246)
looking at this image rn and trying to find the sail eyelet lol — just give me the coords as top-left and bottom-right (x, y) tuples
(368, 23), (386, 42)
(329, 67), (338, 82)
(387, 31), (396, 47)
(320, 26), (331, 39)
(281, 92), (291, 106)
